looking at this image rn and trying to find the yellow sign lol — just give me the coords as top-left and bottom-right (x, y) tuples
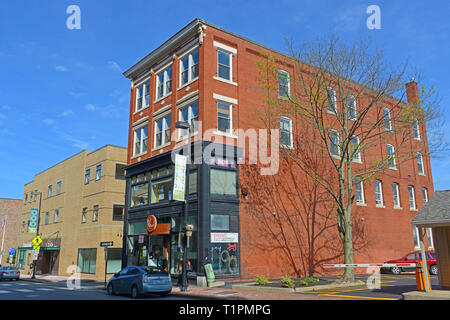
(33, 245), (40, 250)
(32, 236), (43, 246)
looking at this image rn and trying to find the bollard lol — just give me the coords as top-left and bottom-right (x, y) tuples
(415, 261), (431, 292)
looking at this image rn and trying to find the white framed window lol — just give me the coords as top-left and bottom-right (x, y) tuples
(278, 70), (290, 98)
(422, 187), (429, 204)
(133, 125), (148, 156)
(351, 136), (361, 162)
(374, 180), (383, 206)
(408, 185), (416, 210)
(92, 205), (99, 222)
(417, 152), (425, 175)
(81, 207), (87, 224)
(178, 101), (199, 139)
(412, 226), (420, 249)
(427, 228), (434, 249)
(280, 116), (293, 148)
(413, 119), (421, 140)
(136, 80), (150, 111)
(54, 209), (59, 223)
(348, 95), (357, 120)
(154, 114), (171, 148)
(329, 130), (340, 157)
(156, 66), (172, 100)
(180, 48), (199, 87)
(56, 181), (62, 195)
(47, 185), (52, 198)
(392, 182), (400, 208)
(217, 101), (232, 134)
(217, 49), (232, 81)
(355, 178), (365, 205)
(327, 87), (337, 114)
(387, 144), (396, 169)
(383, 107), (392, 131)
(84, 169), (90, 185)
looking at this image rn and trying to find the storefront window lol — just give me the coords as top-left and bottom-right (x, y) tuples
(77, 248), (97, 274)
(211, 214), (230, 231)
(150, 166), (174, 203)
(106, 248), (123, 274)
(210, 243), (239, 276)
(210, 168), (237, 196)
(130, 173), (149, 207)
(170, 216), (198, 275)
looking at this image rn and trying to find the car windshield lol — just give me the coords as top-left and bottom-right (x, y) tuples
(141, 267), (167, 275)
(428, 252), (436, 258)
(0, 267), (14, 271)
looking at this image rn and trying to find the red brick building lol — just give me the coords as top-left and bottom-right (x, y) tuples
(121, 18), (434, 281)
(0, 198), (21, 266)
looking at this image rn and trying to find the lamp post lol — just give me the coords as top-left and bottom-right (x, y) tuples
(31, 190), (42, 279)
(175, 120), (191, 292)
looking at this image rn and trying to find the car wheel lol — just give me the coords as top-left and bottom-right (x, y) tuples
(430, 265), (438, 275)
(107, 283), (115, 295)
(131, 285), (139, 299)
(391, 266), (401, 275)
(158, 291), (170, 297)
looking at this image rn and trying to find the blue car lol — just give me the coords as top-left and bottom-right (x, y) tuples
(107, 266), (172, 298)
(0, 266), (20, 281)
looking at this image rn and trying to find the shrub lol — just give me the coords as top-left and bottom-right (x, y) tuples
(299, 280), (309, 286)
(304, 277), (320, 284)
(255, 276), (269, 286)
(281, 275), (295, 288)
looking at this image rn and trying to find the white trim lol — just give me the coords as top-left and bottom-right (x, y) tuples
(392, 182), (401, 208)
(355, 179), (365, 205)
(153, 105), (172, 119)
(280, 116), (293, 149)
(213, 93), (238, 105)
(216, 100), (234, 136)
(132, 116), (149, 128)
(408, 185), (417, 210)
(177, 90), (199, 107)
(213, 41), (237, 54)
(176, 41), (199, 60)
(374, 180), (383, 207)
(135, 72), (151, 88)
(213, 76), (238, 86)
(215, 47), (234, 83)
(278, 69), (290, 98)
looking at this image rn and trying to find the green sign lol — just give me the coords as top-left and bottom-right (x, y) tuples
(173, 154), (187, 201)
(204, 263), (215, 284)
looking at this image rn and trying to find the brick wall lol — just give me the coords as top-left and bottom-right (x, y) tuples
(0, 198), (21, 265)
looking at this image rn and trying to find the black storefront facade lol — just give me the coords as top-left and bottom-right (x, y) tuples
(121, 141), (242, 282)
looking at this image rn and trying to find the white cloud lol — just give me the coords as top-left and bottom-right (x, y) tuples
(85, 104), (96, 111)
(108, 61), (122, 73)
(60, 110), (73, 117)
(55, 65), (68, 72)
(62, 134), (90, 149)
(42, 119), (54, 125)
(0, 113), (6, 119)
(2, 105), (11, 110)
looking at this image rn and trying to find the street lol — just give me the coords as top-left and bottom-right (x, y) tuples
(0, 279), (190, 300)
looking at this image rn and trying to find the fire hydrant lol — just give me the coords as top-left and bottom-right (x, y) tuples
(415, 261), (431, 292)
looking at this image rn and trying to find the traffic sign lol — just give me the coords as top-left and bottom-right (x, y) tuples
(100, 241), (113, 247)
(8, 248), (15, 256)
(32, 236), (43, 246)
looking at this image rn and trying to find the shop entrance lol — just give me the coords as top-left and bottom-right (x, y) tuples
(148, 235), (169, 271)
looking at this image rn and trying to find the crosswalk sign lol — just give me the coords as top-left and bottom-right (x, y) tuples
(32, 236), (42, 246)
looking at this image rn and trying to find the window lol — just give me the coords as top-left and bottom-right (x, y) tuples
(178, 101), (199, 138)
(210, 169), (237, 196)
(422, 187), (429, 204)
(54, 209), (59, 223)
(217, 101), (232, 134)
(217, 49), (231, 81)
(47, 185), (52, 198)
(329, 130), (340, 157)
(133, 125), (148, 156)
(130, 173), (149, 207)
(427, 228), (434, 249)
(156, 66), (172, 100)
(348, 95), (357, 120)
(113, 204), (124, 221)
(77, 248), (97, 274)
(355, 178), (365, 205)
(150, 166), (174, 204)
(327, 87), (337, 113)
(85, 169), (90, 185)
(154, 114), (171, 148)
(374, 180), (383, 206)
(56, 181), (62, 195)
(96, 164), (102, 180)
(180, 49), (199, 86)
(280, 116), (293, 148)
(383, 107), (392, 131)
(44, 212), (49, 225)
(92, 205), (99, 222)
(408, 185), (416, 210)
(21, 221), (25, 233)
(278, 70), (290, 98)
(351, 136), (361, 162)
(387, 144), (396, 169)
(417, 152), (425, 175)
(392, 182), (400, 208)
(24, 193), (28, 205)
(115, 164), (126, 180)
(136, 80), (150, 111)
(413, 119), (421, 140)
(211, 214), (230, 231)
(189, 170), (197, 195)
(81, 207), (87, 223)
(412, 226), (420, 249)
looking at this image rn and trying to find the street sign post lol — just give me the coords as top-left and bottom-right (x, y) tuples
(100, 241), (113, 288)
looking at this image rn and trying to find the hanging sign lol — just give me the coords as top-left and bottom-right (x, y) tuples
(173, 154), (187, 201)
(147, 215), (157, 233)
(28, 209), (39, 233)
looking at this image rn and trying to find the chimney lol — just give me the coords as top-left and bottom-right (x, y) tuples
(405, 78), (420, 105)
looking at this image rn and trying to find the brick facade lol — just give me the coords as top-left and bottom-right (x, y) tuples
(0, 198), (21, 266)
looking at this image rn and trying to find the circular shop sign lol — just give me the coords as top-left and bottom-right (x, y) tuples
(147, 215), (157, 233)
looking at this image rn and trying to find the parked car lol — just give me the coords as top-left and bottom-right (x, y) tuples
(381, 251), (438, 275)
(0, 266), (20, 281)
(107, 266), (172, 298)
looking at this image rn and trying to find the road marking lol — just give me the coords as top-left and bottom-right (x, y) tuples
(320, 293), (398, 300)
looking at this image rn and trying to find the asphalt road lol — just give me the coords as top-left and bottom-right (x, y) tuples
(301, 273), (440, 300)
(0, 279), (189, 300)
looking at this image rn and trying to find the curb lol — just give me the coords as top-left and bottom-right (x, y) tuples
(231, 281), (365, 293)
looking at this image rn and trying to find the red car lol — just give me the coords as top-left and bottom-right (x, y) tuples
(382, 251), (438, 275)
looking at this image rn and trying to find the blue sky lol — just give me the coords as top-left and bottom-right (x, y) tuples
(0, 0), (449, 199)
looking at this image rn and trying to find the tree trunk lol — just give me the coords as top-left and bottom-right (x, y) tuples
(342, 214), (354, 281)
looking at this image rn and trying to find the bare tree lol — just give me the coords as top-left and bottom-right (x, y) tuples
(254, 35), (446, 281)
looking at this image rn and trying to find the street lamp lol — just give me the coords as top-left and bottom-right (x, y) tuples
(175, 120), (191, 292)
(31, 190), (42, 279)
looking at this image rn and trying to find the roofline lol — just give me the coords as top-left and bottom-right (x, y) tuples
(86, 144), (127, 156)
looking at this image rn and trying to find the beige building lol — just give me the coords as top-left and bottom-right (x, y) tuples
(17, 145), (127, 280)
